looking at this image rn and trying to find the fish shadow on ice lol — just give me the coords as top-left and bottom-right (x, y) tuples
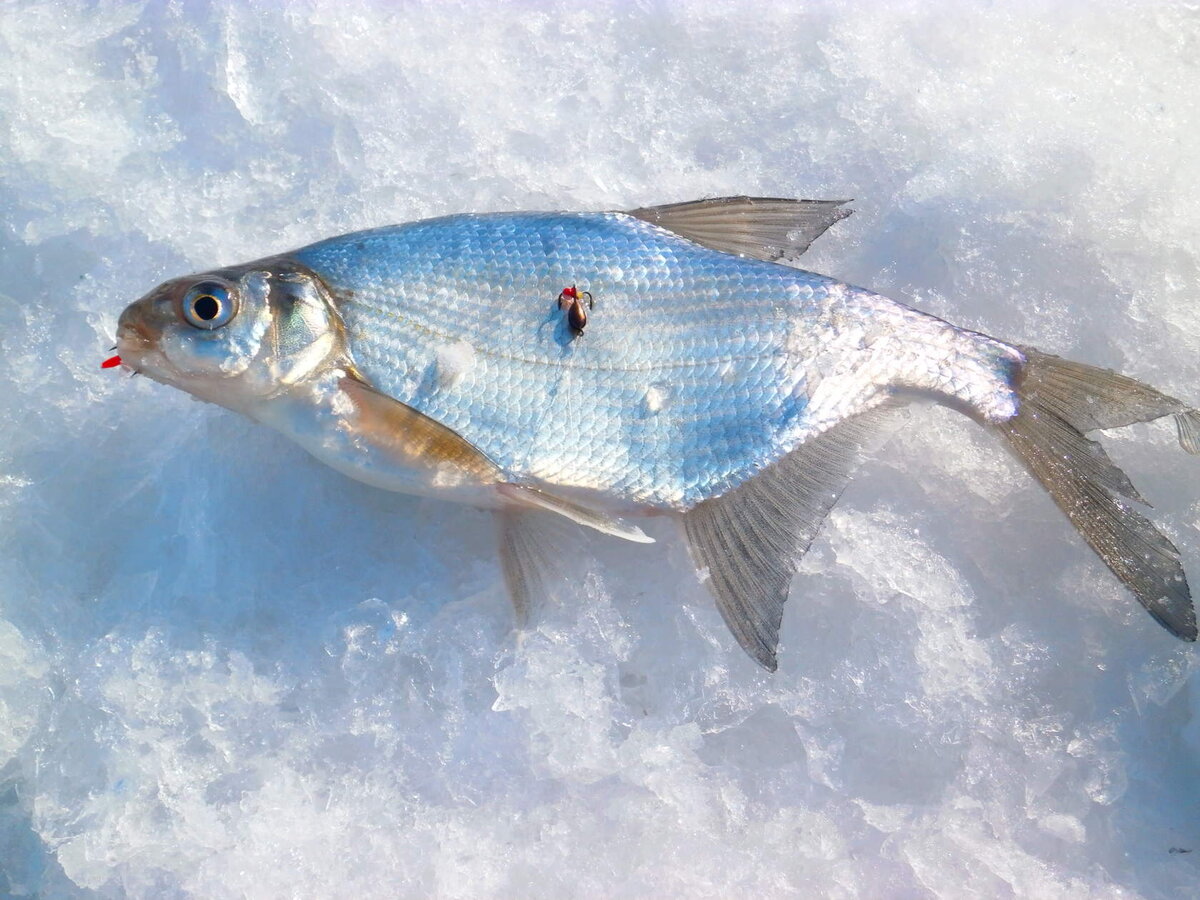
(3, 406), (509, 679)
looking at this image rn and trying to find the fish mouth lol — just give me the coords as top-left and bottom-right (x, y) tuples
(115, 326), (151, 367)
(117, 322), (154, 350)
(116, 301), (154, 343)
(114, 341), (170, 386)
(114, 305), (169, 381)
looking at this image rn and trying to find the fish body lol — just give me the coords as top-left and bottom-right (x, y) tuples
(114, 198), (1200, 669)
(288, 212), (1019, 510)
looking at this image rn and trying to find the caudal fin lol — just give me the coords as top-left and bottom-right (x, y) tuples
(997, 349), (1198, 639)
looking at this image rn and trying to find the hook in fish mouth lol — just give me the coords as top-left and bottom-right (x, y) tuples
(108, 309), (163, 377)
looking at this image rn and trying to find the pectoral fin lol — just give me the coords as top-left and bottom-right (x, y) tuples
(683, 407), (894, 671)
(337, 374), (652, 544)
(626, 196), (852, 263)
(339, 372), (503, 484)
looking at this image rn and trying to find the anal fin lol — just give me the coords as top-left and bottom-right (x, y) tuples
(683, 407), (894, 671)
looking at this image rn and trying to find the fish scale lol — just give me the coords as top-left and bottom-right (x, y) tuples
(294, 212), (825, 507)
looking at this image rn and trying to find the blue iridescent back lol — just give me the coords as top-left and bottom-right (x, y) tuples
(292, 212), (840, 508)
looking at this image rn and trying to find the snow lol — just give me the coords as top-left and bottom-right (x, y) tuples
(435, 340), (476, 390)
(2, 1), (1199, 896)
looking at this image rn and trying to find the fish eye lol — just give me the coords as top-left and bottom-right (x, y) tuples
(182, 282), (236, 330)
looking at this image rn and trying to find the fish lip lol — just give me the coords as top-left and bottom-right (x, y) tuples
(116, 297), (153, 333)
(115, 343), (171, 386)
(115, 295), (164, 353)
(117, 319), (154, 347)
(113, 303), (167, 380)
(114, 321), (153, 366)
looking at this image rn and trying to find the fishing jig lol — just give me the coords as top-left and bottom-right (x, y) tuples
(557, 285), (593, 335)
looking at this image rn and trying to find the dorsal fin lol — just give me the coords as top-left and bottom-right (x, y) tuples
(625, 196), (852, 263)
(683, 406), (893, 671)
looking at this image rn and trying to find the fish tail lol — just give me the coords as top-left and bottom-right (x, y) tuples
(996, 347), (1198, 639)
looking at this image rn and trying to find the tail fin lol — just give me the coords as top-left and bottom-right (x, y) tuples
(997, 348), (1198, 639)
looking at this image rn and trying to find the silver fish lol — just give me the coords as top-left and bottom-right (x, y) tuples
(113, 197), (1200, 670)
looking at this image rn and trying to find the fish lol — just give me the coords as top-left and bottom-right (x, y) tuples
(112, 196), (1200, 670)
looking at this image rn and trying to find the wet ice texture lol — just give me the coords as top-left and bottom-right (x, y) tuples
(2, 1), (1200, 897)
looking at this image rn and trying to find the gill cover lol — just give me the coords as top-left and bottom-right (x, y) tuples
(257, 266), (342, 390)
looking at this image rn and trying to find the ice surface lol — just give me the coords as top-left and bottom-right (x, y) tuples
(2, 1), (1199, 896)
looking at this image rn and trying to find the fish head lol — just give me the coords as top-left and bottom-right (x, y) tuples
(116, 259), (343, 411)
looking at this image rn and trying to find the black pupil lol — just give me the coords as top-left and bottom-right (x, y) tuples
(193, 294), (220, 321)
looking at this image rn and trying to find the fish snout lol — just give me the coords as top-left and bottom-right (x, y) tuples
(114, 285), (177, 376)
(116, 302), (157, 353)
(119, 278), (182, 343)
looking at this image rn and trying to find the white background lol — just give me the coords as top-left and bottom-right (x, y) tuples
(1, 1), (1198, 896)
